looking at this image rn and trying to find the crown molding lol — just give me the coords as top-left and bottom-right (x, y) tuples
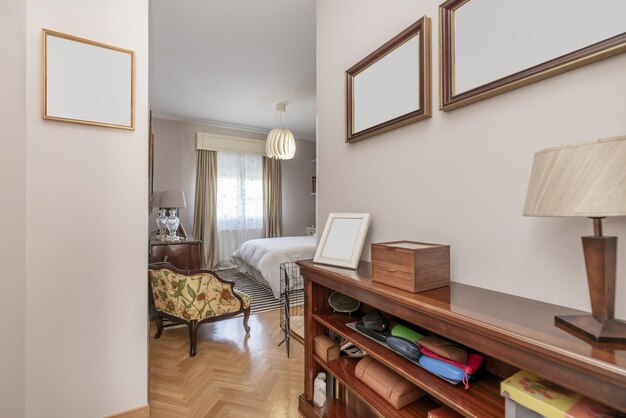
(151, 111), (270, 135)
(151, 111), (315, 141)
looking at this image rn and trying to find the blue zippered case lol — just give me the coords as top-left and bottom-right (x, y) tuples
(418, 355), (465, 383)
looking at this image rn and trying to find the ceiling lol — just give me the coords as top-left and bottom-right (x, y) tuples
(149, 0), (316, 140)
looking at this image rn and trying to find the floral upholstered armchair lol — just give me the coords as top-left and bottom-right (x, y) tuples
(149, 263), (251, 356)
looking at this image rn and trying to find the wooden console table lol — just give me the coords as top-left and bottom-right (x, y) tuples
(149, 236), (202, 270)
(297, 260), (626, 417)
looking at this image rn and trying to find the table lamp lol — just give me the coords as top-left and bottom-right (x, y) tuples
(524, 135), (626, 342)
(151, 191), (166, 240)
(157, 190), (187, 241)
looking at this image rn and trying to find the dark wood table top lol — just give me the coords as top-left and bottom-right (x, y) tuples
(149, 236), (201, 246)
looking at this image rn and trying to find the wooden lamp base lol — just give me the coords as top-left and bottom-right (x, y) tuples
(556, 227), (625, 343)
(555, 315), (626, 343)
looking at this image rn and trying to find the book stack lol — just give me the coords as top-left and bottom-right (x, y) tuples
(501, 370), (622, 418)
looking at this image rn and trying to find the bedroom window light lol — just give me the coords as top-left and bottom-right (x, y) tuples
(216, 152), (264, 267)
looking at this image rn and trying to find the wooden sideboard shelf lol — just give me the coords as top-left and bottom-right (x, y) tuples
(313, 309), (503, 417)
(297, 260), (626, 418)
(298, 395), (349, 418)
(314, 352), (439, 417)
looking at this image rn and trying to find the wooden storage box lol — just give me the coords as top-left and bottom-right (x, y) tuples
(371, 241), (449, 293)
(355, 356), (425, 410)
(313, 335), (340, 362)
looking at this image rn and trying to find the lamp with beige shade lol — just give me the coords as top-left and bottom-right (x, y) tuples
(524, 135), (626, 342)
(153, 190), (187, 241)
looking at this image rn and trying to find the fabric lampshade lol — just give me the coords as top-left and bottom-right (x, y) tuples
(157, 190), (187, 208)
(266, 128), (296, 160)
(523, 136), (626, 217)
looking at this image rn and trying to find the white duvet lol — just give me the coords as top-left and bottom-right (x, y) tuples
(232, 235), (317, 298)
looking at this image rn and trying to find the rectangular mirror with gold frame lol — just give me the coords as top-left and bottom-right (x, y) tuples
(346, 16), (431, 143)
(440, 0), (626, 111)
(42, 29), (135, 130)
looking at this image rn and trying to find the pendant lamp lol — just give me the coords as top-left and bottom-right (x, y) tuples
(266, 103), (296, 160)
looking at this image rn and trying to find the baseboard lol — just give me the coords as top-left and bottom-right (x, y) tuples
(104, 405), (150, 418)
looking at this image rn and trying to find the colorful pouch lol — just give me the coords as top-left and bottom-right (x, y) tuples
(386, 336), (421, 361)
(420, 346), (484, 389)
(418, 335), (468, 363)
(391, 324), (424, 342)
(419, 355), (465, 384)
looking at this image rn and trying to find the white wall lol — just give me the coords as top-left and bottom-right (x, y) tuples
(0, 0), (26, 416)
(24, 0), (149, 417)
(152, 117), (316, 237)
(317, 0), (626, 318)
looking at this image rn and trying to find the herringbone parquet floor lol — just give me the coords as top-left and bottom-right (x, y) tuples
(149, 310), (304, 418)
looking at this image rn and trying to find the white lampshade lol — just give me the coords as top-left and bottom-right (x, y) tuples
(157, 190), (187, 208)
(266, 127), (296, 160)
(524, 136), (626, 217)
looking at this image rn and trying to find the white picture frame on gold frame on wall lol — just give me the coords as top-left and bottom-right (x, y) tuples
(313, 213), (371, 270)
(42, 29), (135, 130)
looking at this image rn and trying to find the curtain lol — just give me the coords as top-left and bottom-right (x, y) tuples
(216, 152), (264, 267)
(192, 150), (219, 270)
(263, 157), (283, 238)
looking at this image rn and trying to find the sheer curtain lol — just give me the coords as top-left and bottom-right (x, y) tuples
(216, 152), (264, 267)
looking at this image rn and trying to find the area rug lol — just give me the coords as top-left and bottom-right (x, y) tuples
(218, 268), (282, 315)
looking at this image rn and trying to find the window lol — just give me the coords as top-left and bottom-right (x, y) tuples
(216, 152), (263, 266)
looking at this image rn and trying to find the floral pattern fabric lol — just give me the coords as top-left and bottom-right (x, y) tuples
(150, 268), (251, 322)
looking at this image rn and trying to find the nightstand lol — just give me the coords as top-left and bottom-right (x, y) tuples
(149, 235), (202, 270)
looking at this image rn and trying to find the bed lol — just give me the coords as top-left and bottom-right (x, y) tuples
(232, 235), (317, 298)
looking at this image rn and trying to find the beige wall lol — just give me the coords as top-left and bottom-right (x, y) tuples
(317, 0), (626, 318)
(0, 0), (26, 416)
(151, 118), (200, 233)
(282, 139), (316, 236)
(152, 117), (316, 237)
(23, 0), (149, 417)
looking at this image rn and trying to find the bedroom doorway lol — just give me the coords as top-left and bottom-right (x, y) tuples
(147, 0), (315, 415)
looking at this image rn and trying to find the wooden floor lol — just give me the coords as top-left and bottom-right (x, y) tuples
(149, 310), (304, 418)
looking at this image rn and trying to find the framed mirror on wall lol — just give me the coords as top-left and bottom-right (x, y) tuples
(314, 213), (371, 269)
(440, 0), (626, 111)
(346, 16), (431, 143)
(42, 29), (135, 129)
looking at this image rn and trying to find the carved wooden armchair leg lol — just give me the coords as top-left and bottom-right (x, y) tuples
(155, 315), (164, 339)
(243, 308), (251, 334)
(188, 319), (199, 357)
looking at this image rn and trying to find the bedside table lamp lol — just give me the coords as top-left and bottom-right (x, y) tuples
(158, 190), (187, 242)
(151, 191), (167, 240)
(523, 136), (626, 342)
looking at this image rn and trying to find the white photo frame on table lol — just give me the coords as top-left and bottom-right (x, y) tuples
(313, 213), (371, 269)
